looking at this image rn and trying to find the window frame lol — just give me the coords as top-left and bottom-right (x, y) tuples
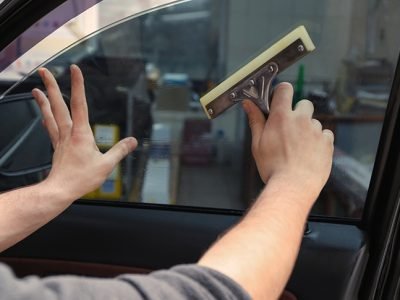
(358, 53), (400, 298)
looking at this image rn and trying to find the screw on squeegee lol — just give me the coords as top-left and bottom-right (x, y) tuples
(297, 45), (305, 52)
(268, 65), (275, 73)
(208, 108), (214, 115)
(230, 92), (236, 99)
(249, 79), (255, 86)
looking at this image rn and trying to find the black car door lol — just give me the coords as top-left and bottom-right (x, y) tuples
(1, 1), (400, 299)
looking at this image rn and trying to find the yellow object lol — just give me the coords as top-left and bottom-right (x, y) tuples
(94, 124), (120, 150)
(83, 124), (122, 200)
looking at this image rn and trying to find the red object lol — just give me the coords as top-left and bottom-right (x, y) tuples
(181, 119), (213, 165)
(280, 290), (297, 300)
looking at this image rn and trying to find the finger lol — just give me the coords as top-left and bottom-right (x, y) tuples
(323, 129), (335, 143)
(269, 82), (294, 113)
(103, 137), (138, 166)
(311, 118), (322, 131)
(32, 88), (59, 148)
(70, 65), (90, 132)
(38, 68), (72, 139)
(295, 99), (314, 117)
(242, 100), (266, 143)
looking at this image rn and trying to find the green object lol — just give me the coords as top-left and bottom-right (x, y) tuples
(293, 64), (305, 106)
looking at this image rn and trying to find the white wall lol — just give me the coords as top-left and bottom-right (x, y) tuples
(226, 0), (354, 83)
(349, 0), (400, 63)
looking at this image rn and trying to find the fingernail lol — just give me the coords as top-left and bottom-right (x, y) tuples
(38, 68), (45, 77)
(131, 137), (138, 146)
(70, 64), (79, 71)
(40, 68), (49, 80)
(32, 89), (42, 103)
(32, 88), (40, 96)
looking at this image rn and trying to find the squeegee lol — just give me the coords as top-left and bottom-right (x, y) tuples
(200, 26), (315, 119)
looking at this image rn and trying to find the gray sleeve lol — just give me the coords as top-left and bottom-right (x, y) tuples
(0, 263), (251, 300)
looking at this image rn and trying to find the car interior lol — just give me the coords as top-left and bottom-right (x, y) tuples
(1, 0), (400, 299)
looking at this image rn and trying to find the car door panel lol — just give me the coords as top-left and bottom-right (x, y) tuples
(0, 257), (152, 278)
(1, 203), (367, 300)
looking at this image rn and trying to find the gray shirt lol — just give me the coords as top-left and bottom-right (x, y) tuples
(0, 263), (251, 300)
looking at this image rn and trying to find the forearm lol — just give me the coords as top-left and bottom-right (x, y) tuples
(199, 176), (317, 299)
(0, 181), (72, 252)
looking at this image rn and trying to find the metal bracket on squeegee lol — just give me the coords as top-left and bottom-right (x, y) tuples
(229, 62), (278, 114)
(201, 26), (316, 119)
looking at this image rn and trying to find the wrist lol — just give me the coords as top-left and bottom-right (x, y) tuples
(38, 179), (75, 205)
(261, 173), (321, 211)
(271, 170), (324, 196)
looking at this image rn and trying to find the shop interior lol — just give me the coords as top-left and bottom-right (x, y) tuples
(124, 0), (399, 218)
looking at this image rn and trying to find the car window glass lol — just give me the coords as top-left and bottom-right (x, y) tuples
(0, 101), (36, 151)
(0, 0), (179, 88)
(0, 0), (100, 74)
(0, 0), (399, 218)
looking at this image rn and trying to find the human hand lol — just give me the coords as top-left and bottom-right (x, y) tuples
(32, 65), (137, 202)
(243, 82), (334, 199)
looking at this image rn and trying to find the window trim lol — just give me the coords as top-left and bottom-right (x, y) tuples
(0, 0), (68, 52)
(359, 52), (400, 298)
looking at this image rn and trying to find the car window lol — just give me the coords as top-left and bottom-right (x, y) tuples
(0, 0), (399, 218)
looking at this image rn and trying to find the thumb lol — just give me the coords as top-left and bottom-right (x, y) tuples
(103, 137), (138, 166)
(242, 100), (266, 142)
